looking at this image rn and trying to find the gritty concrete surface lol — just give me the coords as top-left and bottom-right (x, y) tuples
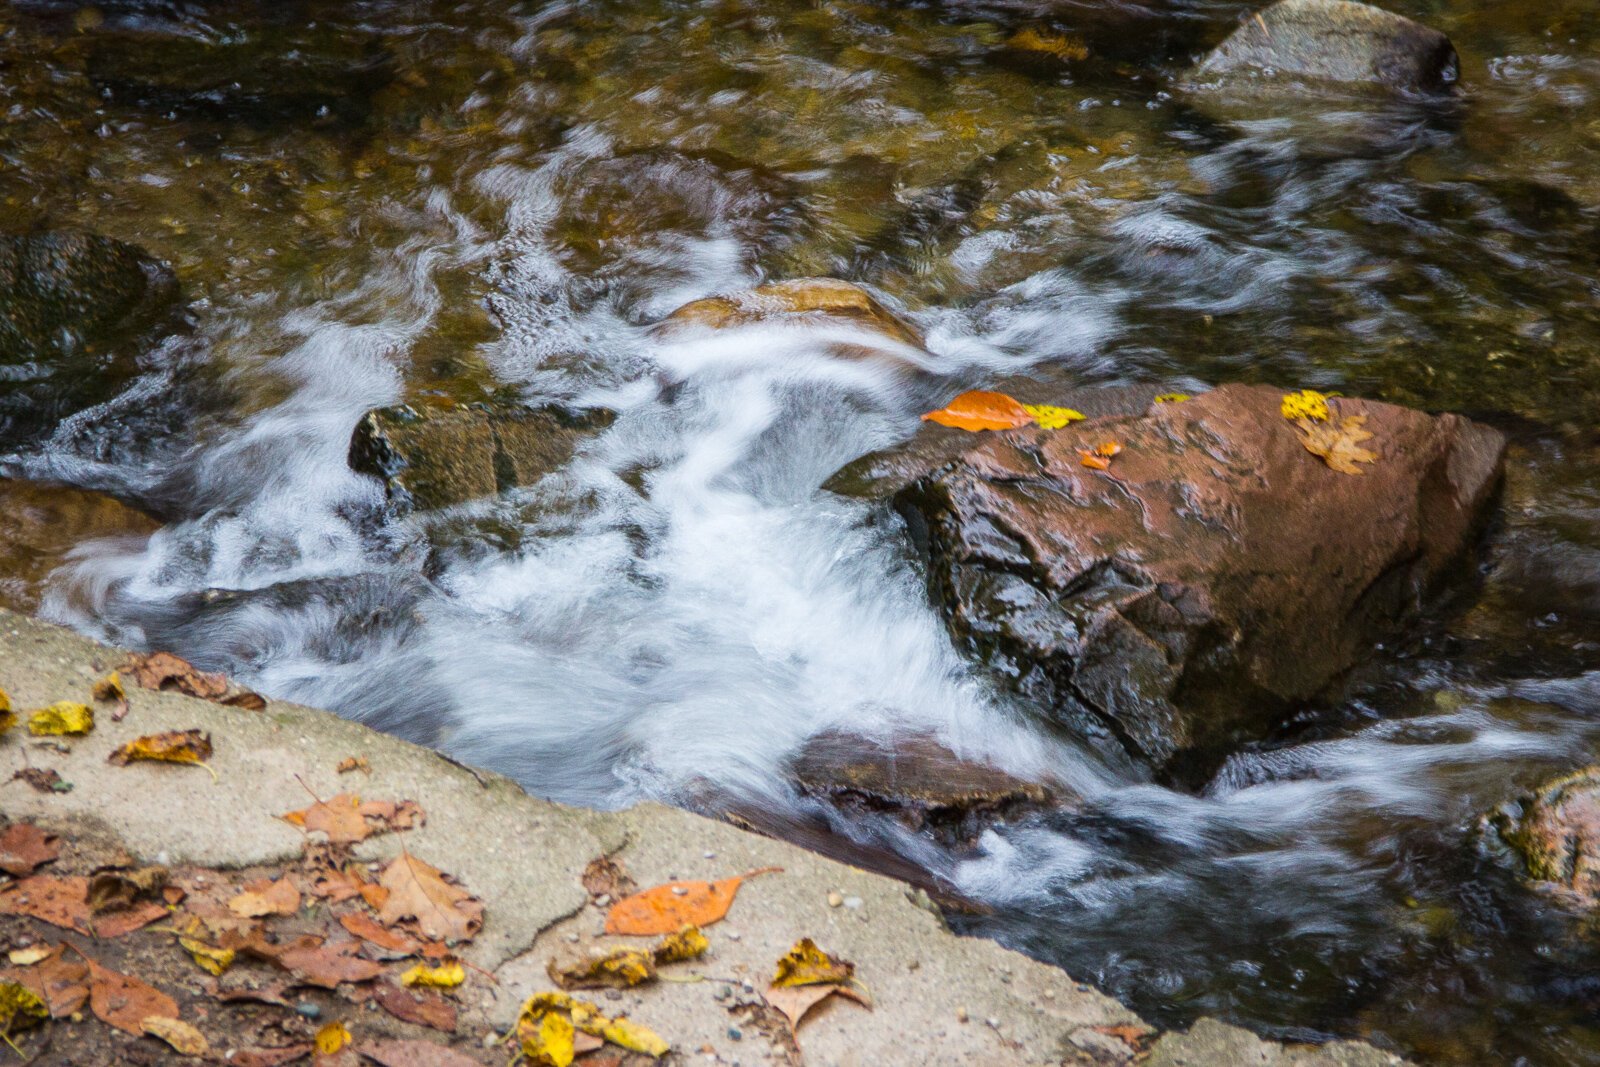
(0, 607), (1411, 1065)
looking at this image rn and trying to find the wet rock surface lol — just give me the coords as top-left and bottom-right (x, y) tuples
(789, 729), (1058, 846)
(1192, 0), (1459, 94)
(0, 232), (181, 448)
(1482, 766), (1600, 912)
(348, 401), (614, 513)
(0, 478), (160, 614)
(837, 384), (1505, 776)
(658, 277), (925, 351)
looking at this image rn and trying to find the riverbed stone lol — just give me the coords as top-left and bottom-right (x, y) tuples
(348, 400), (614, 513)
(0, 231), (181, 447)
(657, 277), (925, 350)
(833, 383), (1505, 777)
(790, 729), (1059, 845)
(0, 478), (161, 614)
(1192, 0), (1459, 94)
(1482, 766), (1600, 912)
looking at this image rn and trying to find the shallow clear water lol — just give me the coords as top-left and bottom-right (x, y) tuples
(5, 0), (1600, 1061)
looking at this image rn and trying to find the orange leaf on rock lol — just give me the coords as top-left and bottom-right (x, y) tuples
(229, 877), (301, 918)
(604, 867), (779, 936)
(0, 822), (60, 876)
(95, 900), (170, 938)
(920, 390), (1034, 432)
(376, 854), (482, 943)
(85, 957), (179, 1035)
(280, 794), (422, 844)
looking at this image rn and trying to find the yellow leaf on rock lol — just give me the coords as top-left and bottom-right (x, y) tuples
(652, 925), (709, 965)
(1293, 415), (1378, 475)
(1280, 389), (1331, 422)
(142, 1016), (208, 1057)
(772, 938), (854, 988)
(92, 672), (126, 703)
(108, 730), (214, 779)
(28, 702), (93, 736)
(1021, 404), (1086, 430)
(1154, 393), (1190, 404)
(602, 1016), (670, 1058)
(0, 980), (49, 1039)
(315, 1021), (351, 1055)
(178, 937), (234, 977)
(522, 1009), (576, 1067)
(400, 961), (464, 989)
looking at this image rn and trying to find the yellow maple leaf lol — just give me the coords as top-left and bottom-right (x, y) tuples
(1280, 389), (1331, 422)
(1021, 404), (1086, 430)
(28, 701), (93, 736)
(401, 961), (465, 989)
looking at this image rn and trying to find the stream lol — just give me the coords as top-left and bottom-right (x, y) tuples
(5, 0), (1600, 1062)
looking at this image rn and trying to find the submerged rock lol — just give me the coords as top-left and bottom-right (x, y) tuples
(1482, 766), (1600, 912)
(0, 478), (160, 614)
(790, 729), (1058, 846)
(1192, 0), (1459, 94)
(657, 278), (924, 351)
(0, 231), (181, 447)
(348, 400), (614, 513)
(832, 384), (1504, 776)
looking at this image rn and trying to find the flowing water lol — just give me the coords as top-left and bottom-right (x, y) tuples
(5, 0), (1600, 1061)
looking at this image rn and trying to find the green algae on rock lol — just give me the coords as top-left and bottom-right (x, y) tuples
(1483, 766), (1600, 910)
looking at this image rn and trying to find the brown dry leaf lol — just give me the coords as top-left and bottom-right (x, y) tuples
(220, 690), (267, 711)
(921, 390), (1034, 432)
(336, 756), (370, 775)
(95, 900), (170, 938)
(230, 1046), (313, 1067)
(1092, 1023), (1154, 1050)
(358, 1038), (483, 1067)
(108, 729), (214, 776)
(122, 651), (228, 699)
(92, 671), (131, 721)
(85, 956), (179, 1035)
(10, 767), (70, 794)
(280, 794), (423, 844)
(273, 938), (384, 990)
(27, 701), (93, 736)
(1294, 414), (1378, 475)
(0, 822), (60, 877)
(762, 981), (872, 1031)
(143, 1016), (209, 1057)
(371, 982), (458, 1033)
(0, 875), (91, 933)
(376, 854), (482, 943)
(229, 876), (301, 918)
(549, 948), (656, 991)
(338, 912), (420, 955)
(604, 867), (778, 936)
(87, 865), (168, 913)
(652, 925), (709, 965)
(582, 855), (637, 901)
(0, 947), (90, 1018)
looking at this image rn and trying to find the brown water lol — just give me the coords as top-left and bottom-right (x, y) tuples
(5, 1), (1600, 1063)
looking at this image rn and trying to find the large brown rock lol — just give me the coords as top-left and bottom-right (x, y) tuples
(836, 384), (1504, 775)
(1193, 0), (1459, 94)
(0, 479), (160, 614)
(656, 278), (924, 351)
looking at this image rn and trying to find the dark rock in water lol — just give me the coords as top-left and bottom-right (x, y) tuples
(1482, 767), (1600, 912)
(0, 477), (160, 614)
(0, 232), (181, 447)
(657, 278), (925, 351)
(834, 383), (1504, 776)
(790, 729), (1060, 845)
(349, 401), (614, 513)
(1193, 0), (1459, 94)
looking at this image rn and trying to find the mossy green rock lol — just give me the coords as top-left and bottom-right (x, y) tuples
(0, 232), (181, 448)
(1487, 766), (1600, 909)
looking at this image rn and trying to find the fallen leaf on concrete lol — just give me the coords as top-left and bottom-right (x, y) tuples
(273, 938), (384, 989)
(0, 687), (13, 734)
(1280, 389), (1332, 422)
(921, 390), (1033, 432)
(1022, 404), (1086, 430)
(0, 876), (91, 933)
(763, 938), (871, 1031)
(5, 948), (50, 967)
(229, 877), (301, 918)
(339, 912), (420, 955)
(179, 936), (235, 976)
(108, 729), (214, 777)
(27, 701), (93, 736)
(0, 981), (48, 1046)
(358, 1038), (484, 1067)
(0, 948), (88, 1017)
(122, 651), (228, 699)
(581, 855), (637, 901)
(85, 956), (179, 1035)
(143, 1015), (208, 1056)
(92, 671), (130, 721)
(280, 794), (422, 844)
(221, 690), (267, 711)
(1293, 414), (1377, 475)
(371, 982), (457, 1032)
(521, 1007), (575, 1067)
(762, 981), (871, 1030)
(336, 757), (370, 775)
(604, 868), (778, 936)
(230, 1045), (312, 1067)
(0, 823), (60, 876)
(399, 961), (463, 989)
(549, 948), (656, 991)
(87, 866), (168, 913)
(95, 900), (170, 938)
(376, 854), (482, 943)
(1092, 1023), (1154, 1050)
(9, 767), (69, 794)
(515, 992), (669, 1062)
(652, 924), (709, 964)
(316, 1020), (352, 1055)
